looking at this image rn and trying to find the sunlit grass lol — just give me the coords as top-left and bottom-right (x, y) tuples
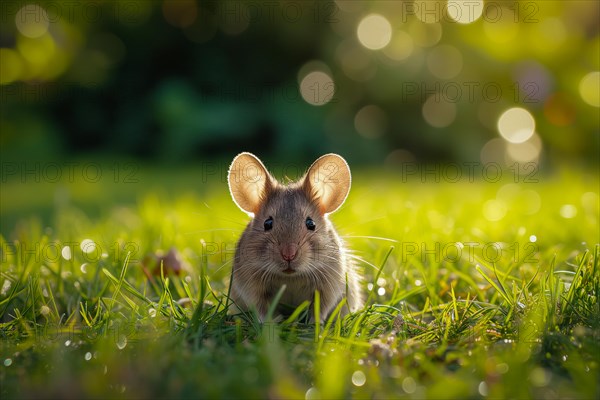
(1, 166), (598, 399)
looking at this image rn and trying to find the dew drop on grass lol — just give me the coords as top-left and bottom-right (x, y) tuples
(478, 381), (488, 396)
(377, 287), (386, 296)
(367, 283), (374, 291)
(305, 387), (319, 400)
(84, 352), (92, 361)
(529, 235), (537, 242)
(80, 263), (88, 274)
(376, 277), (387, 286)
(40, 305), (50, 316)
(148, 308), (157, 318)
(415, 280), (422, 287)
(4, 358), (12, 367)
(116, 335), (128, 350)
(1, 280), (11, 296)
(352, 370), (366, 386)
(80, 239), (96, 254)
(65, 340), (71, 347)
(496, 363), (509, 374)
(61, 246), (72, 260)
(402, 377), (416, 393)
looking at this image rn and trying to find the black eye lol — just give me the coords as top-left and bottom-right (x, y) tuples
(305, 217), (316, 231)
(264, 216), (273, 231)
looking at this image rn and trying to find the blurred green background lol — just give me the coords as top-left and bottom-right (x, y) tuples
(1, 0), (598, 161)
(0, 0), (599, 235)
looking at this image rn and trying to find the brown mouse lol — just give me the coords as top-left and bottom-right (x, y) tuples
(227, 152), (363, 322)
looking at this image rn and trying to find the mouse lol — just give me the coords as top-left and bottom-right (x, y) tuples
(227, 152), (363, 322)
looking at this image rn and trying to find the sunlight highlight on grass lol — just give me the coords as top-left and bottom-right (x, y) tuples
(0, 169), (598, 399)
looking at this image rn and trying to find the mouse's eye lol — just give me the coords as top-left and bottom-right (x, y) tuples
(264, 216), (273, 231)
(305, 217), (316, 231)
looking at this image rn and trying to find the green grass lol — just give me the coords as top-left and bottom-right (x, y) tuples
(1, 166), (599, 399)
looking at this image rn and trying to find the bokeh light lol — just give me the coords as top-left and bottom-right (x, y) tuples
(0, 49), (24, 85)
(483, 199), (507, 221)
(579, 71), (600, 107)
(480, 138), (507, 165)
(336, 41), (376, 82)
(497, 108), (536, 143)
(581, 192), (599, 214)
(513, 61), (553, 103)
(534, 17), (567, 54)
(422, 95), (456, 128)
(497, 184), (541, 215)
(483, 8), (519, 44)
(357, 14), (392, 50)
(17, 33), (56, 79)
(162, 0), (198, 28)
(446, 1), (484, 24)
(299, 71), (335, 106)
(354, 105), (388, 139)
(544, 93), (576, 126)
(505, 133), (543, 164)
(415, 1), (444, 24)
(0, 1), (596, 171)
(385, 149), (417, 167)
(383, 31), (414, 61)
(559, 204), (578, 219)
(408, 20), (442, 47)
(15, 5), (49, 38)
(427, 45), (463, 79)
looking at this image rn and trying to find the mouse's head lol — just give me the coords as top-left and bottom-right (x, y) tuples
(228, 153), (351, 276)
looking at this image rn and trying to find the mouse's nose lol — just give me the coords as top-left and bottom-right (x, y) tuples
(281, 243), (298, 262)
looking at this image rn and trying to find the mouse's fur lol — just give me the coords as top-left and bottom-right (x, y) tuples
(227, 153), (362, 321)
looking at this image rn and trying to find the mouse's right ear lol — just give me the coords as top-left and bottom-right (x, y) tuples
(228, 152), (274, 216)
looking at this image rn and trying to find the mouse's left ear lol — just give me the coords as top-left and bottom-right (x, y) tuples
(303, 153), (351, 215)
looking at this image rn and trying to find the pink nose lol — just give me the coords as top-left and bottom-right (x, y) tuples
(281, 243), (298, 262)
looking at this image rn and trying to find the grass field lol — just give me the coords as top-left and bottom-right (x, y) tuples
(1, 163), (599, 399)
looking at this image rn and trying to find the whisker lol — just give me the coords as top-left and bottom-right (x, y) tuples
(343, 235), (398, 243)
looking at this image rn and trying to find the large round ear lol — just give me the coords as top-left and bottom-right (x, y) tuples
(303, 153), (351, 215)
(228, 153), (274, 216)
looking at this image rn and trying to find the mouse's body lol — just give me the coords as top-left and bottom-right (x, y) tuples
(227, 153), (362, 321)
